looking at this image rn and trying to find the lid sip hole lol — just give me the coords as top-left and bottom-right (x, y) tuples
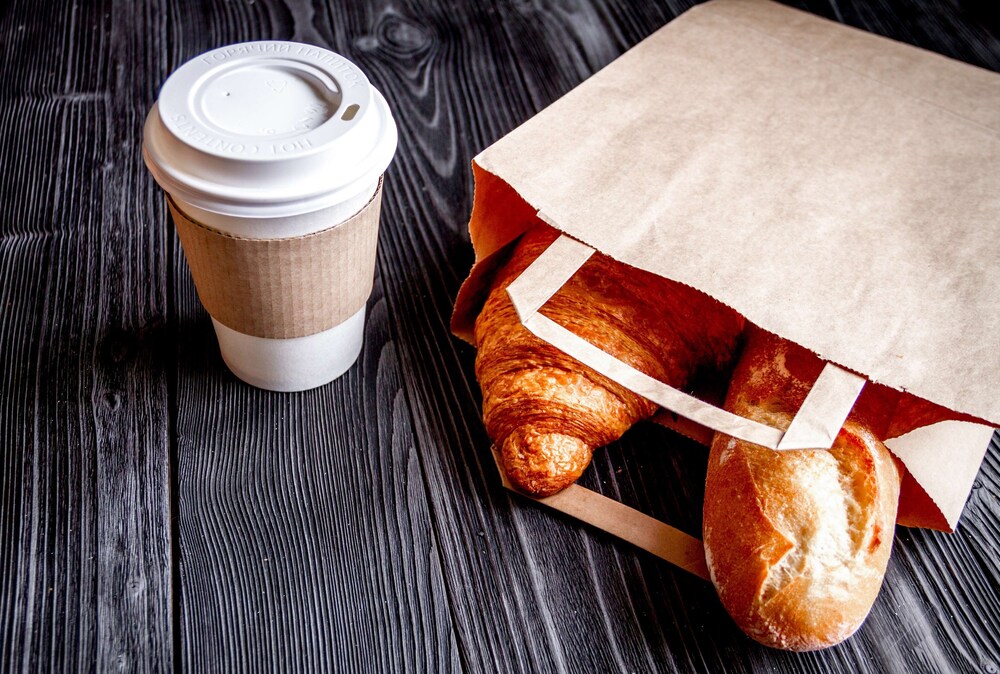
(341, 104), (360, 121)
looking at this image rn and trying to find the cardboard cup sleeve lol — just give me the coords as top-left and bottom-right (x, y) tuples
(169, 179), (383, 340)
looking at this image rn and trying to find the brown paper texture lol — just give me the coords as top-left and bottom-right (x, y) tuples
(453, 0), (1000, 541)
(171, 179), (382, 339)
(490, 448), (709, 580)
(886, 421), (995, 529)
(506, 232), (868, 452)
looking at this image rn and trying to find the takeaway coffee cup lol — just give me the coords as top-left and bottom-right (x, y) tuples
(143, 41), (397, 391)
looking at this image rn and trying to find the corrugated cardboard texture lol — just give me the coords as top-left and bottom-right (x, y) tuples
(170, 181), (382, 339)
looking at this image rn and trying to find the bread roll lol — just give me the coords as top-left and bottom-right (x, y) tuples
(704, 328), (901, 651)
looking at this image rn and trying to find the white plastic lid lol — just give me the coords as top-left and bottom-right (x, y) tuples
(143, 41), (397, 217)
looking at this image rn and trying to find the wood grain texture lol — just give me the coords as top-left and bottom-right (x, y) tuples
(163, 9), (459, 674)
(350, 0), (1000, 672)
(0, 0), (174, 672)
(172, 274), (460, 673)
(0, 0), (997, 673)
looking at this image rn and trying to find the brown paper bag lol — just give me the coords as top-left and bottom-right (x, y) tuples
(453, 0), (1000, 559)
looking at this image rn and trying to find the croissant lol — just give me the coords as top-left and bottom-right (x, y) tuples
(703, 327), (902, 651)
(474, 225), (744, 496)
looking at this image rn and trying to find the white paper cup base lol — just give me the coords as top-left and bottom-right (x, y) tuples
(213, 307), (366, 392)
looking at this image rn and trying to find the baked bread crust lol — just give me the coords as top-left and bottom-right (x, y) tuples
(474, 225), (744, 496)
(704, 329), (901, 651)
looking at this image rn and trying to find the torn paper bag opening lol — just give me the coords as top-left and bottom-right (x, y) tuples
(453, 0), (1000, 545)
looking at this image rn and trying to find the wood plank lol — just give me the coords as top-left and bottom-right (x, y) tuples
(164, 4), (463, 670)
(361, 0), (1000, 672)
(0, 0), (174, 671)
(360, 0), (740, 669)
(339, 0), (605, 667)
(3, 0), (995, 671)
(172, 271), (461, 672)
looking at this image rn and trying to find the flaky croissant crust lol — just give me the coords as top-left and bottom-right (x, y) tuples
(474, 226), (744, 496)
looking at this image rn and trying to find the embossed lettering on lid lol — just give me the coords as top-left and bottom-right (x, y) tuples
(143, 41), (397, 217)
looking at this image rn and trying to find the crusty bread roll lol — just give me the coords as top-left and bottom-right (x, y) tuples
(704, 328), (902, 651)
(474, 225), (744, 496)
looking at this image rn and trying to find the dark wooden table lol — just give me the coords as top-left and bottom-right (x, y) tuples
(2, 1), (998, 672)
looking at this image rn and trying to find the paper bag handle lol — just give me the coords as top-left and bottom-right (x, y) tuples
(506, 233), (866, 451)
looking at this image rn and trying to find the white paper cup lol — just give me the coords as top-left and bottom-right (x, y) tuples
(142, 41), (397, 391)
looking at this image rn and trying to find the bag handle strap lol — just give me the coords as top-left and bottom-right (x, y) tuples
(506, 233), (866, 451)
